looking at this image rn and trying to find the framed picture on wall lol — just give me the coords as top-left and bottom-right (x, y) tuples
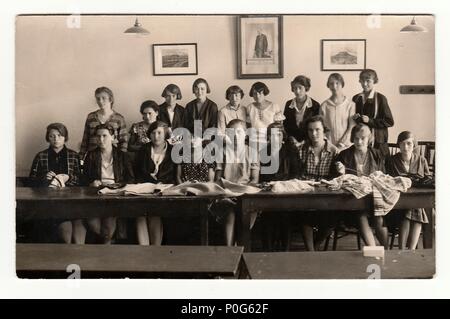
(152, 43), (198, 76)
(321, 39), (366, 71)
(237, 15), (283, 79)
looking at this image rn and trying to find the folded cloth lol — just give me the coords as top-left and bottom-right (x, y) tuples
(49, 174), (69, 188)
(219, 178), (261, 195)
(325, 171), (412, 216)
(268, 179), (316, 193)
(370, 171), (411, 216)
(161, 178), (261, 197)
(98, 183), (174, 196)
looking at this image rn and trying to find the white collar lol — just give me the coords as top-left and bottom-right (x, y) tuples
(358, 89), (376, 100)
(227, 103), (242, 111)
(288, 96), (312, 112)
(326, 96), (348, 107)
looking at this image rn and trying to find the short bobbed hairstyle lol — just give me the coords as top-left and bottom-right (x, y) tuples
(192, 78), (211, 94)
(161, 84), (182, 100)
(359, 69), (379, 84)
(291, 75), (311, 92)
(140, 100), (159, 114)
(46, 123), (69, 142)
(267, 122), (287, 142)
(147, 120), (172, 140)
(226, 118), (247, 129)
(94, 123), (115, 136)
(95, 87), (114, 106)
(303, 115), (330, 140)
(327, 73), (345, 88)
(350, 124), (373, 145)
(249, 82), (270, 97)
(397, 131), (417, 147)
(225, 85), (245, 100)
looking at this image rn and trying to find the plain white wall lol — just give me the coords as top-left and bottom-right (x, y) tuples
(15, 15), (435, 176)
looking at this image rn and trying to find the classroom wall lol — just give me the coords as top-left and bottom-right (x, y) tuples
(16, 15), (435, 176)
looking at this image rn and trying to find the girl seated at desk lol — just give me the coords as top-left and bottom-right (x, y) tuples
(83, 123), (135, 244)
(333, 123), (387, 248)
(259, 122), (291, 251)
(176, 136), (215, 184)
(386, 131), (431, 250)
(29, 123), (83, 244)
(292, 115), (339, 251)
(214, 119), (260, 246)
(135, 121), (176, 245)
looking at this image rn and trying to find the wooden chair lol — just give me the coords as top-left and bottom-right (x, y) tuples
(388, 142), (400, 156)
(324, 224), (362, 251)
(417, 141), (435, 174)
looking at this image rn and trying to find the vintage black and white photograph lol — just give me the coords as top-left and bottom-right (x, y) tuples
(14, 14), (435, 281)
(153, 43), (198, 75)
(237, 15), (283, 78)
(321, 39), (366, 71)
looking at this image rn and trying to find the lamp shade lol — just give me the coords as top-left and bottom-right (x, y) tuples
(124, 18), (149, 34)
(400, 17), (427, 32)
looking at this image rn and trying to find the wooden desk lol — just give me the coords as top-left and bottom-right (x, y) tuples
(242, 249), (435, 279)
(16, 244), (244, 279)
(237, 187), (435, 251)
(16, 187), (218, 245)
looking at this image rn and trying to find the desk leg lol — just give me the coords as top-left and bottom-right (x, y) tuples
(422, 207), (434, 249)
(237, 199), (252, 252)
(200, 210), (209, 246)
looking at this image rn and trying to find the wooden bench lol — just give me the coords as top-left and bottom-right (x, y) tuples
(242, 250), (435, 279)
(16, 244), (244, 279)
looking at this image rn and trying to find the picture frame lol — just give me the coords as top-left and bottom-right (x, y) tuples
(321, 39), (366, 71)
(152, 43), (198, 76)
(237, 15), (283, 79)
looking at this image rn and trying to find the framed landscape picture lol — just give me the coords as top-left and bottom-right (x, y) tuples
(153, 43), (198, 76)
(237, 15), (283, 79)
(321, 39), (366, 71)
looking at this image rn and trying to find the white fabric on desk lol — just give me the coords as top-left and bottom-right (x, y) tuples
(98, 183), (174, 196)
(162, 179), (261, 197)
(323, 171), (412, 216)
(268, 179), (317, 193)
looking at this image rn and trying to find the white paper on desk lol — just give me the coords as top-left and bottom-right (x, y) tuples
(98, 183), (174, 196)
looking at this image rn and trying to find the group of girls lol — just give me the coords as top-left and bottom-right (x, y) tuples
(29, 69), (431, 251)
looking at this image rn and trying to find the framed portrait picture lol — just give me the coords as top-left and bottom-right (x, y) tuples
(237, 15), (283, 79)
(321, 39), (366, 71)
(152, 43), (198, 76)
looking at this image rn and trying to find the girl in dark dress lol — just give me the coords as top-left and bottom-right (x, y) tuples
(334, 123), (387, 248)
(135, 121), (176, 245)
(83, 123), (134, 244)
(386, 131), (431, 250)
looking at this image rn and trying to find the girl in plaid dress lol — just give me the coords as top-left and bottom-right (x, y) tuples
(29, 123), (84, 244)
(80, 87), (128, 160)
(293, 116), (339, 251)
